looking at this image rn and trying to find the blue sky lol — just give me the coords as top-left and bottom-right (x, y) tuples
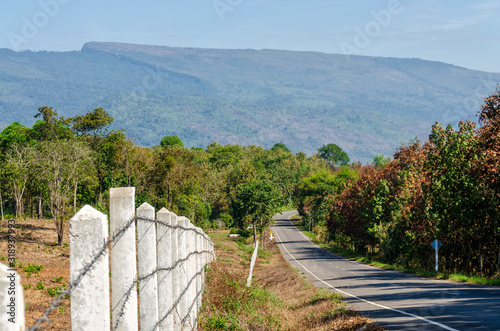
(1, 0), (499, 72)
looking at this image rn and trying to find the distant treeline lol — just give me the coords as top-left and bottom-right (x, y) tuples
(295, 89), (500, 277)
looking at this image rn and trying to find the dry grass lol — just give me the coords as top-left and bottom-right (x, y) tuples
(0, 218), (71, 330)
(199, 231), (384, 331)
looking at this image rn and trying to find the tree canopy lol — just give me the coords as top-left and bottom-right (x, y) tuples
(318, 143), (350, 166)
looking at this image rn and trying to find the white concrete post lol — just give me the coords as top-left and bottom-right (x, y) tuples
(246, 240), (259, 287)
(0, 262), (25, 330)
(157, 208), (173, 330)
(70, 205), (109, 331)
(137, 203), (159, 331)
(170, 212), (182, 331)
(195, 228), (202, 309)
(186, 222), (197, 328)
(110, 187), (138, 331)
(176, 216), (189, 329)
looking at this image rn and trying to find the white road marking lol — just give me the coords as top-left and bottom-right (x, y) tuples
(273, 213), (459, 331)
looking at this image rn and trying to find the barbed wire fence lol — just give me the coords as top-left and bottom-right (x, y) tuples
(26, 187), (215, 331)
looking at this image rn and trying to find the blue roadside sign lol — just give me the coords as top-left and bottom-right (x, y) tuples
(431, 239), (442, 250)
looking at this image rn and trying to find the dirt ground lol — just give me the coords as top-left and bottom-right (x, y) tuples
(0, 218), (71, 330)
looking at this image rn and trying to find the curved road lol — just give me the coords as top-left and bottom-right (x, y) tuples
(272, 211), (500, 331)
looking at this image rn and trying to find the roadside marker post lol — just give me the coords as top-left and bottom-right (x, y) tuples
(431, 239), (442, 273)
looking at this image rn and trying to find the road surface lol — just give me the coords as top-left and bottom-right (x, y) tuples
(272, 211), (500, 331)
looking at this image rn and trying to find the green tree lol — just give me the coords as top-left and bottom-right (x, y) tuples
(233, 179), (280, 244)
(32, 106), (73, 141)
(0, 122), (33, 153)
(3, 144), (35, 218)
(270, 143), (291, 153)
(373, 154), (390, 168)
(318, 143), (350, 166)
(160, 135), (184, 147)
(69, 108), (114, 137)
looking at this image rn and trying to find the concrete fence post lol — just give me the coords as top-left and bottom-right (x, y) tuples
(169, 212), (182, 331)
(0, 262), (25, 331)
(186, 222), (197, 329)
(110, 187), (138, 331)
(157, 208), (173, 330)
(195, 228), (203, 310)
(176, 216), (189, 329)
(70, 205), (109, 331)
(137, 202), (159, 331)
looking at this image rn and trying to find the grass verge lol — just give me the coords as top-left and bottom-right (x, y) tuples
(292, 217), (500, 286)
(199, 230), (384, 330)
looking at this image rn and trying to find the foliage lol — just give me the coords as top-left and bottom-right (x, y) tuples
(160, 135), (184, 147)
(291, 89), (500, 278)
(270, 143), (291, 153)
(372, 154), (390, 169)
(233, 179), (281, 242)
(318, 144), (350, 166)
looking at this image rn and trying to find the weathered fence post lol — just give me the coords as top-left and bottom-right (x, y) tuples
(157, 208), (173, 330)
(70, 205), (109, 331)
(110, 187), (138, 331)
(137, 202), (159, 331)
(0, 262), (25, 330)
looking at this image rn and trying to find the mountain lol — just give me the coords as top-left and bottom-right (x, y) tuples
(1, 42), (499, 162)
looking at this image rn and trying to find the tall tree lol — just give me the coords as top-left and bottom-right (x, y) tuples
(69, 108), (114, 137)
(233, 179), (280, 244)
(318, 143), (350, 166)
(33, 140), (94, 245)
(160, 135), (184, 147)
(4, 144), (34, 218)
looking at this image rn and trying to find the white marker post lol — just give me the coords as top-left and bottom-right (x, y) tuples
(246, 240), (259, 287)
(431, 239), (442, 273)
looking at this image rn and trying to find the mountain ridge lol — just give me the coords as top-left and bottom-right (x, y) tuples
(1, 42), (499, 162)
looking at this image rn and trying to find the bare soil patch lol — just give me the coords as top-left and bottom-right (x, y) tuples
(0, 218), (71, 330)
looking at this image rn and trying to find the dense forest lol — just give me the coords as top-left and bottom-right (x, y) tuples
(295, 89), (500, 278)
(2, 88), (499, 279)
(0, 106), (329, 245)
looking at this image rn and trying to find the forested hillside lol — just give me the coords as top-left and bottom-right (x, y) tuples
(1, 42), (499, 162)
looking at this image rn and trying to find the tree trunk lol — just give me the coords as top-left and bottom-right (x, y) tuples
(56, 219), (64, 246)
(73, 180), (78, 215)
(468, 240), (472, 274)
(451, 250), (455, 274)
(37, 197), (43, 219)
(253, 221), (257, 245)
(0, 191), (4, 222)
(479, 243), (483, 277)
(497, 249), (500, 276)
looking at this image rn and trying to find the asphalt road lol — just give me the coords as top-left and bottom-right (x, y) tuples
(272, 211), (500, 331)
